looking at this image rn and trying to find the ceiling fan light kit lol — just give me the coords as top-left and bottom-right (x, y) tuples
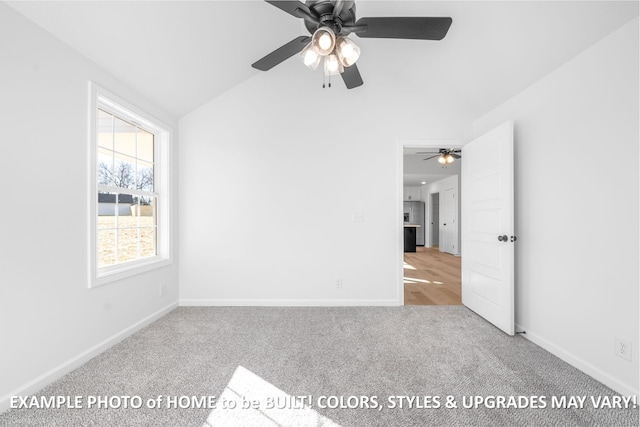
(438, 154), (455, 165)
(302, 25), (356, 76)
(420, 148), (462, 165)
(252, 0), (453, 89)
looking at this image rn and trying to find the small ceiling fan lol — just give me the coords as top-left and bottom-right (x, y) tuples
(419, 148), (462, 165)
(252, 0), (453, 89)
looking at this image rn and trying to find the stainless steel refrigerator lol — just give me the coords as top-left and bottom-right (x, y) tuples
(403, 201), (425, 246)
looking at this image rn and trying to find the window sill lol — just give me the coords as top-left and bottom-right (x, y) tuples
(90, 257), (172, 288)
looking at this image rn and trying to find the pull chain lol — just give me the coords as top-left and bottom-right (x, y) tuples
(321, 57), (332, 88)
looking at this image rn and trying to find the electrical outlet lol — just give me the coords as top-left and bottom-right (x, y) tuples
(336, 279), (343, 289)
(353, 212), (364, 223)
(159, 284), (166, 297)
(615, 337), (632, 361)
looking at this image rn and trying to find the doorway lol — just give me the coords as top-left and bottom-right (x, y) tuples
(401, 141), (463, 306)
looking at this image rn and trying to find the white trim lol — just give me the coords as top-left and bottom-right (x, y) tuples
(179, 299), (401, 307)
(97, 185), (158, 198)
(0, 302), (177, 414)
(515, 323), (639, 398)
(96, 258), (172, 285)
(395, 138), (405, 306)
(88, 81), (173, 288)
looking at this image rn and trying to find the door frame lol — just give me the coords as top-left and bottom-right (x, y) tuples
(396, 138), (466, 305)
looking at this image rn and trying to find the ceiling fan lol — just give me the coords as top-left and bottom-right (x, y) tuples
(251, 0), (453, 89)
(419, 148), (462, 165)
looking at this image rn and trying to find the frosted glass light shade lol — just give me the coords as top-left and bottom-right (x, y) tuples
(323, 53), (344, 76)
(336, 37), (361, 67)
(300, 42), (321, 70)
(312, 27), (336, 56)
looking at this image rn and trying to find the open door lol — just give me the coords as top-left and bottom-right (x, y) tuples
(461, 121), (515, 335)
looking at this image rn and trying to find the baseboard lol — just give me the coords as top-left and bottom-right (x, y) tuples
(179, 299), (400, 307)
(515, 322), (639, 397)
(0, 301), (178, 414)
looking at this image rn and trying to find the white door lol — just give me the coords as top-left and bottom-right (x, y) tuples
(430, 193), (439, 247)
(442, 188), (456, 254)
(461, 121), (515, 335)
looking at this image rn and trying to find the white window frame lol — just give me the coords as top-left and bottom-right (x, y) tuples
(88, 82), (172, 288)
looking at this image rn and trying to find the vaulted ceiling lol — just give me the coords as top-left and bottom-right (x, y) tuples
(7, 1), (638, 119)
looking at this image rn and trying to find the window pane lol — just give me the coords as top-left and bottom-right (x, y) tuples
(97, 109), (113, 150)
(140, 228), (157, 258)
(98, 191), (121, 219)
(113, 156), (136, 189)
(138, 128), (154, 163)
(97, 214), (116, 230)
(97, 229), (116, 268)
(136, 197), (157, 258)
(137, 160), (154, 192)
(132, 196), (156, 224)
(113, 117), (136, 158)
(97, 148), (114, 186)
(117, 227), (139, 264)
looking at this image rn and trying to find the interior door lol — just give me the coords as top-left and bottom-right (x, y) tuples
(442, 188), (456, 254)
(430, 193), (439, 247)
(461, 121), (515, 335)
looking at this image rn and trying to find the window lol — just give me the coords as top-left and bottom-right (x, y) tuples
(89, 83), (171, 287)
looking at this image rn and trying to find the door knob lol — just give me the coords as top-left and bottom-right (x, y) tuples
(498, 235), (508, 242)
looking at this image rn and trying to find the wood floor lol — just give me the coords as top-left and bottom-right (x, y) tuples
(404, 246), (462, 305)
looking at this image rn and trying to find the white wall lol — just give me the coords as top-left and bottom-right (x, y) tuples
(178, 58), (475, 305)
(0, 3), (179, 411)
(475, 18), (639, 396)
(421, 175), (461, 254)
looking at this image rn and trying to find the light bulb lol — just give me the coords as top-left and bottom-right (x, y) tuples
(336, 37), (361, 67)
(318, 33), (332, 50)
(311, 27), (336, 56)
(438, 156), (446, 165)
(323, 53), (343, 76)
(300, 42), (320, 70)
(304, 49), (319, 66)
(446, 154), (455, 164)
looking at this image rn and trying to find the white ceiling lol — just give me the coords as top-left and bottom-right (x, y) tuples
(7, 1), (638, 119)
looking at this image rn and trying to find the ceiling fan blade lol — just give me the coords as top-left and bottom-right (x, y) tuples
(341, 64), (363, 89)
(352, 17), (452, 40)
(450, 153), (461, 159)
(265, 1), (314, 20)
(252, 36), (311, 71)
(423, 155), (440, 161)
